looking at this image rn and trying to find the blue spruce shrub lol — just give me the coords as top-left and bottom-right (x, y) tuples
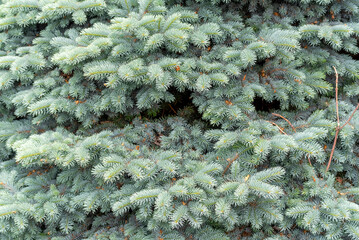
(0, 0), (359, 239)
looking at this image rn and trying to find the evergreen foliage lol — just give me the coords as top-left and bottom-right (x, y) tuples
(0, 0), (359, 239)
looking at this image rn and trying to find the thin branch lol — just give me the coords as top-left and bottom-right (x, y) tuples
(326, 66), (359, 172)
(222, 146), (255, 176)
(333, 66), (340, 128)
(326, 127), (340, 172)
(222, 153), (239, 176)
(272, 113), (296, 132)
(326, 66), (340, 172)
(339, 103), (359, 130)
(327, 103), (359, 173)
(168, 104), (177, 115)
(265, 120), (287, 135)
(307, 155), (312, 167)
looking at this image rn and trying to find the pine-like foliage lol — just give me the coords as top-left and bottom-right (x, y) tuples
(0, 0), (359, 239)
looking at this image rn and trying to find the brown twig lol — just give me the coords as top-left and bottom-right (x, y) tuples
(326, 127), (340, 172)
(241, 74), (247, 87)
(325, 66), (340, 172)
(339, 103), (359, 130)
(334, 66), (340, 127)
(272, 113), (296, 132)
(168, 104), (177, 115)
(326, 66), (340, 172)
(265, 120), (287, 135)
(222, 153), (239, 176)
(326, 66), (359, 172)
(307, 155), (312, 167)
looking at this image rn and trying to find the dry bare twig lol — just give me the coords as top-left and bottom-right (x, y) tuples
(222, 153), (239, 176)
(272, 113), (296, 132)
(265, 120), (287, 135)
(326, 66), (359, 172)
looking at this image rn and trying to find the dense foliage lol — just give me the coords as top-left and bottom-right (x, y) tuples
(1, 0), (359, 239)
